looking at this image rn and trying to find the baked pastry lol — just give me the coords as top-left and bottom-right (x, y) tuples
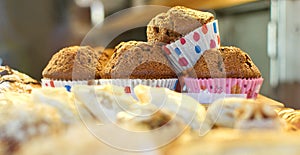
(206, 98), (246, 128)
(31, 87), (80, 124)
(276, 108), (300, 130)
(15, 121), (192, 155)
(72, 85), (137, 122)
(0, 65), (40, 93)
(100, 41), (177, 79)
(42, 46), (101, 80)
(189, 46), (261, 78)
(0, 85), (115, 154)
(147, 6), (214, 43)
(206, 98), (283, 130)
(73, 84), (206, 131)
(0, 92), (63, 154)
(134, 85), (206, 130)
(234, 101), (283, 130)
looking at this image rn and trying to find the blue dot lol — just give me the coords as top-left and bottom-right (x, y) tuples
(173, 79), (179, 90)
(65, 85), (71, 92)
(213, 22), (217, 33)
(195, 45), (201, 54)
(175, 47), (182, 56)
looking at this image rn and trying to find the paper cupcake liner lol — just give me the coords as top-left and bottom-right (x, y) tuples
(41, 79), (99, 92)
(184, 78), (264, 99)
(163, 20), (220, 73)
(98, 79), (179, 93)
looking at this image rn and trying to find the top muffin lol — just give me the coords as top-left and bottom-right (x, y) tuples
(100, 41), (177, 79)
(42, 46), (101, 80)
(147, 6), (215, 43)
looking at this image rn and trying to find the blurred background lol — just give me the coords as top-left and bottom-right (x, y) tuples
(0, 0), (300, 108)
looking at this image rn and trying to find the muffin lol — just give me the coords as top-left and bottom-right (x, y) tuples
(41, 46), (103, 90)
(147, 6), (215, 44)
(151, 6), (220, 74)
(184, 46), (263, 99)
(101, 41), (176, 79)
(0, 65), (40, 93)
(99, 41), (178, 92)
(42, 46), (100, 80)
(191, 46), (261, 78)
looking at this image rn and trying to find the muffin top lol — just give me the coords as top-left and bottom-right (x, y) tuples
(147, 6), (215, 43)
(188, 46), (261, 78)
(42, 46), (100, 80)
(100, 41), (177, 79)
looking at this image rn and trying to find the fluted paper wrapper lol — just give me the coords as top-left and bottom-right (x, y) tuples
(41, 79), (99, 92)
(99, 79), (178, 93)
(184, 78), (264, 103)
(163, 20), (220, 74)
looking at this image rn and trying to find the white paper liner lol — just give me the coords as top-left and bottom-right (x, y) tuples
(98, 79), (178, 93)
(41, 79), (99, 92)
(163, 20), (220, 73)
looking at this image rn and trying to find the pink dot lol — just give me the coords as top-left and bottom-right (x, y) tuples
(45, 83), (48, 86)
(178, 57), (188, 66)
(202, 24), (208, 34)
(180, 38), (186, 45)
(210, 40), (216, 48)
(124, 86), (131, 93)
(193, 32), (200, 41)
(163, 46), (171, 55)
(50, 80), (55, 87)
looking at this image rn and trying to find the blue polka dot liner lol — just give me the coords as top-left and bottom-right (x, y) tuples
(163, 20), (220, 74)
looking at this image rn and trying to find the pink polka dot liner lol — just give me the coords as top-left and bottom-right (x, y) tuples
(184, 78), (264, 99)
(163, 20), (220, 74)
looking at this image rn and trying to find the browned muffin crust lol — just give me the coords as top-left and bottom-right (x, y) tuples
(100, 41), (177, 79)
(42, 46), (101, 80)
(147, 6), (214, 44)
(190, 46), (261, 78)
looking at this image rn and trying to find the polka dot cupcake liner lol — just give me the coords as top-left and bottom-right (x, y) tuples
(41, 79), (99, 92)
(98, 79), (179, 93)
(184, 78), (264, 99)
(163, 20), (220, 74)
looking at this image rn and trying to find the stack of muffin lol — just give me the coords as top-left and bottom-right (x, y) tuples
(41, 6), (263, 99)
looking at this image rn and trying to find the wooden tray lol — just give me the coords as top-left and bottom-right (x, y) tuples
(256, 94), (284, 108)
